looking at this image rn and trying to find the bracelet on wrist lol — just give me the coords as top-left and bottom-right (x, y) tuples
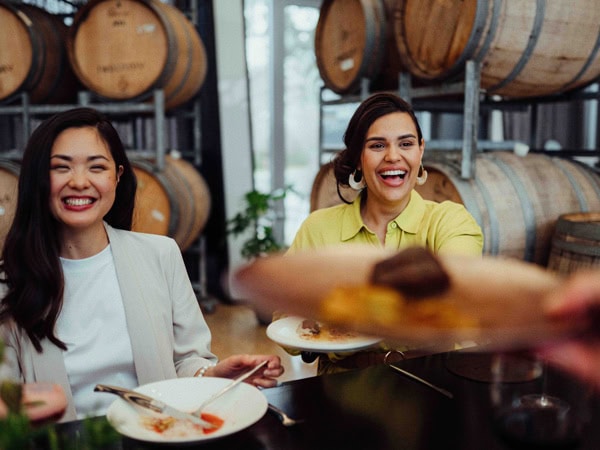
(196, 362), (216, 377)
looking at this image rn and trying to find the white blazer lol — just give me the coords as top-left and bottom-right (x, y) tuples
(0, 224), (217, 422)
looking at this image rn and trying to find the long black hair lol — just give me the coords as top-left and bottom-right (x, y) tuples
(0, 107), (137, 351)
(333, 92), (423, 204)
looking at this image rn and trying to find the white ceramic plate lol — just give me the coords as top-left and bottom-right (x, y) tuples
(267, 316), (382, 352)
(106, 377), (267, 444)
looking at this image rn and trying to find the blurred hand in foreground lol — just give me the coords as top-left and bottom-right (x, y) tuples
(538, 270), (600, 391)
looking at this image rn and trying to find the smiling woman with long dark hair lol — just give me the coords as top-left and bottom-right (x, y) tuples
(0, 107), (283, 422)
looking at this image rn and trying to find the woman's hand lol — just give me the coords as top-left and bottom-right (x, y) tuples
(206, 355), (284, 388)
(538, 270), (600, 391)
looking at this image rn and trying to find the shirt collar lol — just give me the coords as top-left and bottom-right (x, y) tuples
(394, 190), (426, 234)
(340, 190), (426, 240)
(340, 194), (366, 241)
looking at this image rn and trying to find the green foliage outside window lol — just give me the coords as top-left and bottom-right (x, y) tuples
(226, 187), (293, 259)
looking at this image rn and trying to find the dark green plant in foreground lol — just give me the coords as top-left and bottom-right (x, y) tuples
(0, 340), (119, 449)
(0, 387), (119, 450)
(227, 187), (292, 259)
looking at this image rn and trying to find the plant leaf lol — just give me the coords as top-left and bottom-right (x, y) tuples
(0, 381), (22, 414)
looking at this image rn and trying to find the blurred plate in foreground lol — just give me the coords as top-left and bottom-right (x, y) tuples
(233, 246), (579, 351)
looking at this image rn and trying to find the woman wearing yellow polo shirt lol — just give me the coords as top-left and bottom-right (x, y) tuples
(286, 92), (483, 374)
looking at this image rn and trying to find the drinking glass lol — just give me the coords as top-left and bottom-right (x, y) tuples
(489, 352), (590, 448)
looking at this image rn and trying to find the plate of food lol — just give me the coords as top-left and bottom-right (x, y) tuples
(267, 316), (382, 352)
(106, 377), (267, 444)
(232, 245), (583, 351)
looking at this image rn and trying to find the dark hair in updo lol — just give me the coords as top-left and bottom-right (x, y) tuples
(332, 92), (423, 204)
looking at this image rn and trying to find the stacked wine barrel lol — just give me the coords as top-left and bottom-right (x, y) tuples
(315, 0), (600, 98)
(0, 0), (212, 250)
(0, 1), (81, 103)
(68, 0), (208, 110)
(0, 0), (208, 109)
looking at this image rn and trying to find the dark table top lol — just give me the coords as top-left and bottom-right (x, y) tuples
(46, 351), (600, 450)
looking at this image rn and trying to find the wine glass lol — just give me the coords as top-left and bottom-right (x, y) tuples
(490, 352), (587, 448)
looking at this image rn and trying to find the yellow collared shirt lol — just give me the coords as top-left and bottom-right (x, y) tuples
(288, 190), (483, 255)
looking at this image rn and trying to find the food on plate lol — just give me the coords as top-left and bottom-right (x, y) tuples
(297, 318), (359, 341)
(320, 283), (479, 331)
(141, 412), (224, 437)
(299, 318), (320, 336)
(319, 248), (477, 330)
(233, 245), (571, 348)
(370, 247), (450, 298)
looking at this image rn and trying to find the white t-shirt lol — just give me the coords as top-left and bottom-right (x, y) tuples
(56, 245), (138, 419)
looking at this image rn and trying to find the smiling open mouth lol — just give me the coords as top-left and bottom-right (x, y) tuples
(64, 198), (94, 206)
(380, 169), (407, 180)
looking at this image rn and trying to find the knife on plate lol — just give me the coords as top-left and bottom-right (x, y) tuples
(94, 384), (216, 428)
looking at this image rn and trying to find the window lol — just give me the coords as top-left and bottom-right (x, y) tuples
(244, 0), (321, 245)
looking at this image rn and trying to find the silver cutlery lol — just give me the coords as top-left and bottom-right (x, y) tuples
(94, 384), (216, 428)
(192, 360), (268, 415)
(387, 363), (454, 399)
(268, 403), (304, 426)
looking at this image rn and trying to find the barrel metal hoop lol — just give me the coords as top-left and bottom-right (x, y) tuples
(357, 0), (386, 83)
(488, 0), (545, 92)
(164, 161), (197, 248)
(488, 155), (537, 261)
(11, 6), (45, 94)
(451, 179), (484, 228)
(166, 20), (193, 104)
(422, 160), (485, 231)
(472, 172), (500, 255)
(552, 157), (589, 211)
(552, 238), (600, 257)
(559, 22), (600, 94)
(555, 218), (600, 241)
(132, 158), (180, 236)
(36, 22), (63, 104)
(443, 0), (494, 78)
(471, 0), (500, 65)
(150, 3), (179, 92)
(565, 159), (600, 200)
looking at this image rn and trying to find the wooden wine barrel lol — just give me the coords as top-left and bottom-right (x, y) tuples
(0, 1), (79, 104)
(310, 161), (358, 211)
(68, 0), (207, 110)
(315, 0), (403, 95)
(547, 212), (600, 274)
(393, 0), (600, 98)
(415, 152), (600, 265)
(131, 154), (211, 251)
(0, 159), (19, 250)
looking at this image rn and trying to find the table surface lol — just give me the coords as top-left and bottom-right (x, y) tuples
(46, 351), (600, 450)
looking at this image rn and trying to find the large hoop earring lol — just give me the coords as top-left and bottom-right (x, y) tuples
(348, 170), (366, 191)
(416, 164), (428, 186)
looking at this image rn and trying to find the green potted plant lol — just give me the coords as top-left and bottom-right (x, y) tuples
(226, 187), (292, 260)
(226, 187), (293, 324)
